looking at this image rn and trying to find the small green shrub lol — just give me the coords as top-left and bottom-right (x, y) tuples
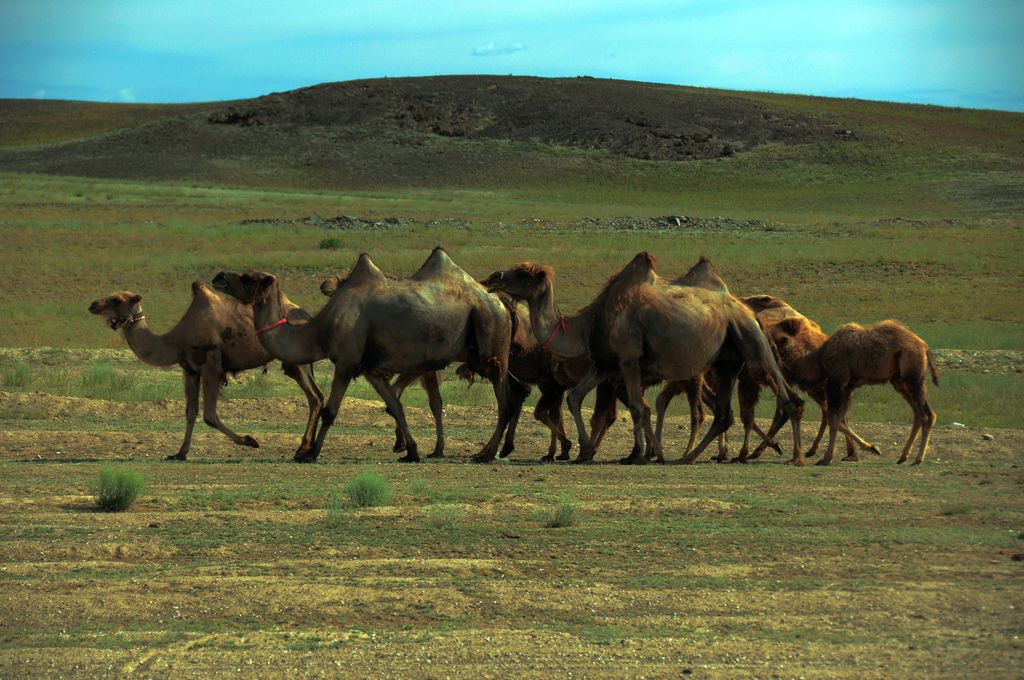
(79, 361), (134, 398)
(319, 237), (342, 250)
(95, 466), (144, 512)
(545, 497), (580, 528)
(425, 504), (464, 530)
(324, 491), (346, 527)
(939, 502), (972, 517)
(1, 360), (31, 388)
(409, 476), (431, 498)
(344, 469), (392, 508)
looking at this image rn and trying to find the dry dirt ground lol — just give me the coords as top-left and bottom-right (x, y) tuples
(1, 387), (1022, 678)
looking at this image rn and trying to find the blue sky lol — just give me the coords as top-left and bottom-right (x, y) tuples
(2, 0), (1022, 111)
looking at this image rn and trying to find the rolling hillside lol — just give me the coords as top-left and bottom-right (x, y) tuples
(1, 76), (1021, 218)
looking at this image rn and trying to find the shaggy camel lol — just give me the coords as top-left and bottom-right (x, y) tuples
(483, 253), (804, 465)
(88, 282), (323, 460)
(215, 248), (512, 463)
(766, 316), (939, 465)
(740, 294), (879, 462)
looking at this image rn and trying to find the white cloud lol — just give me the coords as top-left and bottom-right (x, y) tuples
(472, 41), (526, 57)
(118, 87), (136, 102)
(34, 89), (46, 98)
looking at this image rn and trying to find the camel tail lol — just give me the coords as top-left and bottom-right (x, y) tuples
(926, 349), (940, 386)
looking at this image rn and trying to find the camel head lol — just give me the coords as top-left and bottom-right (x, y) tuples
(764, 315), (826, 363)
(481, 263), (553, 300)
(320, 275), (343, 297)
(211, 270), (276, 305)
(88, 292), (144, 331)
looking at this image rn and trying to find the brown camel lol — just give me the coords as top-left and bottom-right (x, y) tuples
(766, 316), (939, 465)
(483, 253), (804, 465)
(88, 282), (323, 460)
(649, 257), (781, 462)
(740, 294), (879, 462)
(316, 274), (446, 458)
(335, 273), (623, 465)
(214, 248), (512, 463)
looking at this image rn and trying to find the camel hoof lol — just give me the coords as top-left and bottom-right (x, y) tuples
(767, 442), (782, 455)
(571, 456), (594, 465)
(911, 460), (922, 466)
(841, 455), (859, 462)
(730, 457), (748, 464)
(556, 452), (571, 462)
(539, 455), (555, 464)
(471, 454), (495, 464)
(166, 453), (187, 461)
(896, 457), (907, 465)
(426, 450), (445, 459)
(787, 457), (806, 467)
(804, 449), (818, 458)
(393, 443), (407, 453)
(619, 454), (647, 466)
(294, 455), (318, 464)
(240, 436), (259, 449)
(397, 453), (421, 463)
(815, 459), (831, 466)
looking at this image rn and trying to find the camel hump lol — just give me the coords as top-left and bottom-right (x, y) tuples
(191, 280), (216, 299)
(742, 294), (786, 310)
(346, 253), (386, 286)
(617, 252), (658, 284)
(675, 256), (729, 293)
(411, 246), (475, 283)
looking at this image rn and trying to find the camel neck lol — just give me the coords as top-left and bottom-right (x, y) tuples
(251, 286), (327, 365)
(527, 281), (588, 358)
(122, 318), (181, 367)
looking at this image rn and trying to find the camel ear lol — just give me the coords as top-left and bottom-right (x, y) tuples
(776, 316), (804, 336)
(285, 308), (310, 327)
(125, 293), (143, 305)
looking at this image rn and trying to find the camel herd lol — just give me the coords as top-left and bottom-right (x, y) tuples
(88, 248), (939, 467)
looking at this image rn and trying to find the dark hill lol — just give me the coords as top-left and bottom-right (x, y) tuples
(0, 76), (848, 189)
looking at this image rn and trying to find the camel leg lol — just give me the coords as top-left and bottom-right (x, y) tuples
(892, 379), (935, 465)
(550, 395), (573, 461)
(388, 373), (420, 453)
(201, 368), (259, 450)
(472, 371), (514, 463)
(283, 362), (323, 461)
(653, 381), (684, 454)
(681, 362), (741, 464)
(364, 374), (420, 463)
(303, 366), (355, 463)
(170, 369), (201, 460)
(567, 366), (613, 462)
(640, 398), (658, 462)
(587, 380), (618, 456)
(732, 373), (760, 463)
(498, 377), (531, 460)
(618, 358), (652, 465)
(817, 380), (849, 466)
(534, 385), (569, 463)
(419, 372), (446, 458)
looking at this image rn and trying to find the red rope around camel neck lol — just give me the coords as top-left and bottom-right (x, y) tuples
(255, 318), (288, 335)
(541, 315), (569, 350)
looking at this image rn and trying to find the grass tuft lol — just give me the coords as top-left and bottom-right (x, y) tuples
(544, 496), (581, 528)
(344, 469), (392, 508)
(319, 237), (342, 250)
(324, 491), (346, 528)
(424, 504), (464, 530)
(95, 465), (144, 512)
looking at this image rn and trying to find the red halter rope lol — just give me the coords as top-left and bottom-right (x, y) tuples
(255, 318), (288, 335)
(541, 315), (569, 350)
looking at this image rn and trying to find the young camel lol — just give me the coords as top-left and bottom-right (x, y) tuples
(215, 248), (512, 463)
(740, 295), (879, 462)
(765, 316), (939, 465)
(88, 282), (323, 460)
(484, 253), (804, 465)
